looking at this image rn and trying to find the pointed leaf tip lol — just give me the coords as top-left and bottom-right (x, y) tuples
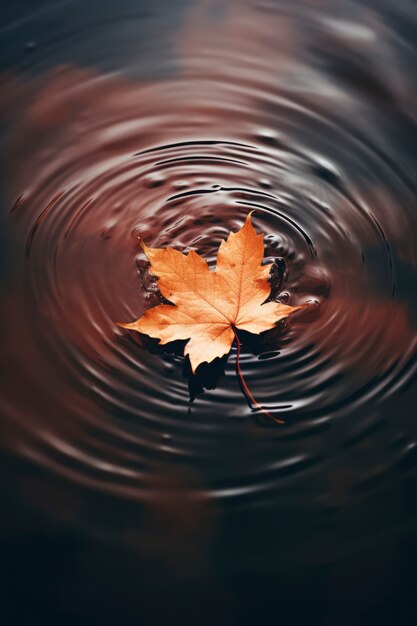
(116, 321), (135, 330)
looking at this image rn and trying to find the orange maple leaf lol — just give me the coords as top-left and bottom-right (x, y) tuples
(118, 213), (303, 375)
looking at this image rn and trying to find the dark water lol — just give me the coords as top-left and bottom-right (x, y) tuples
(1, 1), (417, 624)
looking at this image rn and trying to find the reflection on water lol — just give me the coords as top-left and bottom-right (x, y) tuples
(1, 0), (417, 624)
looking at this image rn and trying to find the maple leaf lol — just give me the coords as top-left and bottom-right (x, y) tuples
(118, 213), (303, 374)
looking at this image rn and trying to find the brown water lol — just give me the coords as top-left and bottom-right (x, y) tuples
(1, 1), (417, 624)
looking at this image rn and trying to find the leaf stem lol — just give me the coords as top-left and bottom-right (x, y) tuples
(234, 331), (285, 424)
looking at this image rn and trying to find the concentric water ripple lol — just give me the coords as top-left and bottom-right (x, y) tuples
(1, 0), (417, 573)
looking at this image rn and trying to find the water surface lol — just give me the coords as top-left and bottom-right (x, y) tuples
(1, 1), (417, 624)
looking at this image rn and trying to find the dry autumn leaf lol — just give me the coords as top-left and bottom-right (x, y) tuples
(118, 213), (303, 374)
